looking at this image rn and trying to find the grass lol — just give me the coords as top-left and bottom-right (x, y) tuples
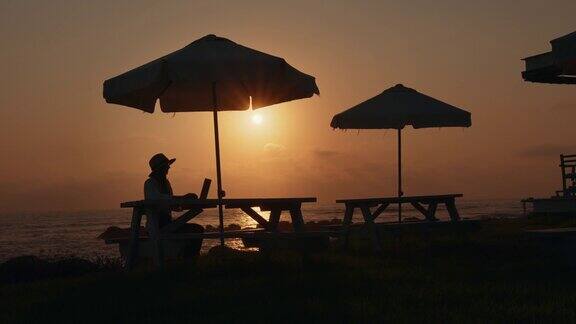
(2, 214), (576, 323)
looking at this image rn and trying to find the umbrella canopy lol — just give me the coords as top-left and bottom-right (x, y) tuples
(330, 84), (471, 129)
(104, 34), (319, 113)
(330, 84), (471, 223)
(522, 31), (576, 84)
(103, 34), (319, 245)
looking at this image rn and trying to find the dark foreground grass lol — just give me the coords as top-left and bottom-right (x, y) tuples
(2, 215), (576, 323)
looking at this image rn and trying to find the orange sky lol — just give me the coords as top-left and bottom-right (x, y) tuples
(1, 0), (576, 212)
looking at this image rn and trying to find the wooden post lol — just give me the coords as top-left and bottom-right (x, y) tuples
(126, 207), (143, 270)
(561, 154), (566, 196)
(398, 128), (402, 223)
(570, 165), (576, 196)
(212, 82), (225, 246)
(522, 201), (526, 216)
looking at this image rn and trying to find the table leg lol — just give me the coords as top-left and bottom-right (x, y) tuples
(371, 203), (389, 222)
(160, 208), (203, 235)
(240, 207), (270, 229)
(268, 209), (282, 232)
(289, 204), (305, 232)
(126, 207), (143, 270)
(410, 202), (428, 219)
(341, 205), (354, 248)
(146, 211), (164, 269)
(360, 205), (382, 253)
(446, 199), (461, 221)
(427, 202), (439, 221)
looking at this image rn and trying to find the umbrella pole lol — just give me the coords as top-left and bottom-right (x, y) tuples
(398, 128), (402, 223)
(212, 82), (225, 246)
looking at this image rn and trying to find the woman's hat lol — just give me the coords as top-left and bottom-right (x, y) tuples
(149, 153), (176, 171)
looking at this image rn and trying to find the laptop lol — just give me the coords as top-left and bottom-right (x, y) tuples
(199, 178), (211, 199)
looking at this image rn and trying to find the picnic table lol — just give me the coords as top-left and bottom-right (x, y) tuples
(336, 194), (463, 252)
(118, 197), (317, 269)
(224, 198), (316, 232)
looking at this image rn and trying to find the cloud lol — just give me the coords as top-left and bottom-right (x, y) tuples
(519, 143), (576, 158)
(262, 143), (286, 157)
(313, 149), (345, 159)
(549, 103), (576, 112)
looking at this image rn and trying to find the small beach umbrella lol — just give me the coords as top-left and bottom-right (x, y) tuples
(103, 34), (319, 245)
(330, 84), (471, 222)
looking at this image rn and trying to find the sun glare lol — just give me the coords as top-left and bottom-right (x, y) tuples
(251, 113), (263, 125)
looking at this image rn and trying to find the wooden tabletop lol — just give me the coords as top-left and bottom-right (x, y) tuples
(336, 194), (463, 204)
(224, 197), (316, 208)
(120, 197), (317, 209)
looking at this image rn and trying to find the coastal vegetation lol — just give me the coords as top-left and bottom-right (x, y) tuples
(2, 215), (576, 323)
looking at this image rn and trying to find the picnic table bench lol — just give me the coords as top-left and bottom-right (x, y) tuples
(336, 194), (464, 252)
(525, 227), (576, 239)
(118, 197), (317, 269)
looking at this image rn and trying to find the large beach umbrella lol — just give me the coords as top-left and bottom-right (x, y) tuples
(330, 84), (471, 222)
(522, 31), (576, 84)
(103, 34), (319, 245)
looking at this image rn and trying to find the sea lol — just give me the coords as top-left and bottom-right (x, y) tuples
(0, 199), (524, 262)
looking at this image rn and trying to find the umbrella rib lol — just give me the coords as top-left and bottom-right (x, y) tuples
(154, 61), (173, 109)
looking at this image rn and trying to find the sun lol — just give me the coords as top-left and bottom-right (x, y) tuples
(251, 113), (263, 125)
